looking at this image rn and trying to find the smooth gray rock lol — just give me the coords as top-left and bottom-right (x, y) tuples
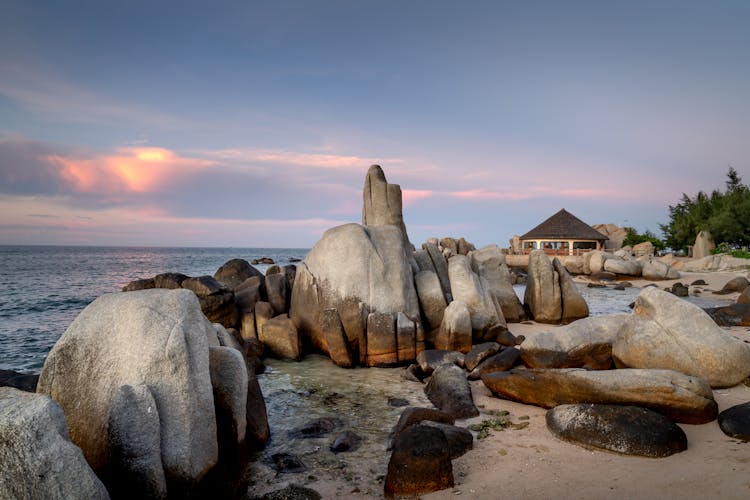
(36, 289), (218, 486)
(612, 287), (750, 387)
(108, 384), (167, 499)
(246, 370), (270, 447)
(641, 259), (680, 280)
(553, 258), (589, 323)
(603, 258), (642, 276)
(290, 224), (419, 361)
(423, 241), (453, 303)
(422, 421), (473, 459)
(209, 346), (248, 445)
(546, 404), (687, 457)
(0, 387), (110, 500)
(265, 272), (288, 315)
(424, 364), (479, 419)
(524, 250), (562, 323)
(470, 245), (523, 322)
(520, 314), (628, 369)
(414, 270), (448, 332)
(434, 300), (472, 353)
(693, 231), (715, 259)
(448, 255), (504, 335)
(469, 347), (521, 380)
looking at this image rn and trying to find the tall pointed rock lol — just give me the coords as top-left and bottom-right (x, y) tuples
(362, 164), (410, 245)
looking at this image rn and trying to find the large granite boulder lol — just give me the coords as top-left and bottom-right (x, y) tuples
(384, 425), (453, 498)
(520, 314), (628, 369)
(603, 257), (642, 276)
(214, 259), (263, 290)
(612, 287), (750, 387)
(633, 241), (655, 257)
(37, 289), (219, 487)
(366, 312), (398, 367)
(290, 223), (420, 365)
(0, 387), (110, 500)
(470, 245), (523, 322)
(448, 254), (505, 336)
(258, 314), (301, 361)
(524, 250), (562, 323)
(182, 276), (239, 328)
(640, 259), (680, 280)
(362, 164), (410, 244)
(481, 367), (717, 424)
(434, 300), (472, 353)
(553, 258), (589, 323)
(692, 231), (715, 259)
(524, 251), (588, 324)
(546, 404), (687, 457)
(387, 407), (455, 450)
(209, 346), (248, 446)
(422, 241), (453, 303)
(714, 276), (750, 295)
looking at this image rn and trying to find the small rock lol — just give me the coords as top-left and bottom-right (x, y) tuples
(464, 342), (501, 371)
(416, 349), (465, 375)
(330, 430), (363, 452)
(718, 401), (750, 441)
(254, 484), (321, 500)
(288, 418), (342, 439)
(388, 397), (409, 407)
(271, 453), (306, 473)
(424, 364), (479, 419)
(384, 425), (453, 498)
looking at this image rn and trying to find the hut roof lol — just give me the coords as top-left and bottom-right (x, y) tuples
(520, 208), (608, 241)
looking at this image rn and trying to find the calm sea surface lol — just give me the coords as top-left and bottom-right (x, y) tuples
(0, 245), (308, 372)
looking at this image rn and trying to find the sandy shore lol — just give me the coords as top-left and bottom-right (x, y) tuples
(282, 270), (750, 499)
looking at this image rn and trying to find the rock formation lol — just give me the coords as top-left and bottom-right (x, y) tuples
(524, 250), (588, 324)
(692, 230), (716, 259)
(362, 164), (410, 245)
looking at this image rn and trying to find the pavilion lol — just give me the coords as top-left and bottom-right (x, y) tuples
(519, 208), (608, 255)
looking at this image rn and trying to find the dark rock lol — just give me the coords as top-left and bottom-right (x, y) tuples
(713, 276), (750, 295)
(235, 276), (264, 311)
(384, 424), (453, 498)
(402, 364), (425, 383)
(718, 401), (750, 441)
(251, 257), (275, 265)
(258, 314), (301, 360)
(422, 421), (473, 459)
(0, 369), (39, 392)
(330, 430), (363, 452)
(288, 257), (302, 263)
(424, 364), (479, 419)
(388, 407), (455, 450)
(416, 349), (465, 375)
(691, 279), (708, 286)
(738, 287), (750, 304)
(288, 417), (342, 439)
(122, 278), (155, 291)
(546, 404), (688, 457)
(153, 272), (188, 289)
(182, 276), (239, 328)
(254, 484), (321, 500)
(590, 271), (618, 282)
(270, 453), (306, 473)
(214, 259), (263, 290)
(183, 275), (230, 296)
(488, 325), (523, 347)
(670, 283), (689, 297)
(703, 303), (750, 327)
(464, 342), (501, 371)
(468, 347), (521, 380)
(246, 370), (270, 448)
(265, 273), (288, 315)
(388, 397), (409, 407)
(587, 283), (606, 289)
(266, 265), (281, 275)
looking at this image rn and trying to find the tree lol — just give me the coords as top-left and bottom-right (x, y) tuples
(660, 168), (750, 251)
(623, 227), (665, 251)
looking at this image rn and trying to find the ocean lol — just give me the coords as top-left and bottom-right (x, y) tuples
(0, 245), (308, 372)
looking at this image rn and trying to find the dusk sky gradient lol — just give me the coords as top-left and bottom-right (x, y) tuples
(2, 1), (749, 248)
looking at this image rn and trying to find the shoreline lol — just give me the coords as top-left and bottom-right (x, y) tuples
(303, 269), (750, 499)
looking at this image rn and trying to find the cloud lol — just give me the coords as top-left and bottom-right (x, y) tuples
(202, 148), (402, 170)
(402, 189), (433, 205)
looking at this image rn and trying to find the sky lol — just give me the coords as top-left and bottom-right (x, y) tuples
(1, 1), (749, 248)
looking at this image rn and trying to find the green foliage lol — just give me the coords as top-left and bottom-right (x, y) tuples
(711, 243), (750, 259)
(660, 167), (750, 251)
(623, 227), (665, 251)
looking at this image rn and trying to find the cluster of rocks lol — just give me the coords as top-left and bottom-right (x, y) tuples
(2, 289), (270, 499)
(704, 276), (750, 326)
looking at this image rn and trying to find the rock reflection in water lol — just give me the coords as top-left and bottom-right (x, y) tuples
(249, 354), (431, 496)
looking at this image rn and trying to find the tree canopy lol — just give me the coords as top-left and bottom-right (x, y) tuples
(660, 167), (750, 251)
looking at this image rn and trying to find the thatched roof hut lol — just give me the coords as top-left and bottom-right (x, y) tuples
(520, 208), (608, 255)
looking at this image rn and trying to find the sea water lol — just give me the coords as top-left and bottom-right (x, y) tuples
(0, 245), (307, 372)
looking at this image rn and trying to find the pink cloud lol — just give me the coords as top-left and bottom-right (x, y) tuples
(402, 189), (434, 206)
(199, 148), (403, 171)
(448, 189), (532, 201)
